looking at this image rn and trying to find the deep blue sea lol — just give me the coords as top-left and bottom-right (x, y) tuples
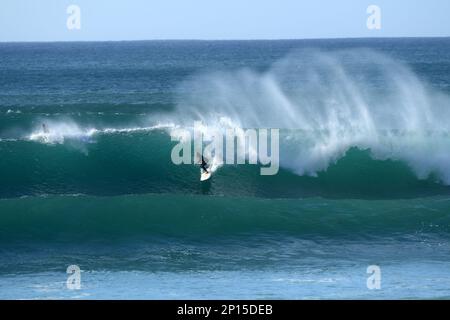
(1, 39), (450, 299)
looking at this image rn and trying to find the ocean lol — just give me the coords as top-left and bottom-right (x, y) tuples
(1, 38), (450, 299)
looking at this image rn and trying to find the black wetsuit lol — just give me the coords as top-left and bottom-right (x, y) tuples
(201, 156), (209, 173)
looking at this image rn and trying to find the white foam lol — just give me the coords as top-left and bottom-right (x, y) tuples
(28, 120), (175, 145)
(6, 109), (22, 114)
(28, 120), (90, 144)
(171, 49), (450, 184)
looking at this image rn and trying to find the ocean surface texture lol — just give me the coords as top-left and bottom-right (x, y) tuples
(1, 39), (450, 299)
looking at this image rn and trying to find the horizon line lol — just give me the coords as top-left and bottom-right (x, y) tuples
(1, 35), (449, 44)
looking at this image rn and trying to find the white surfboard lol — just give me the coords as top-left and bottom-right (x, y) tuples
(200, 168), (211, 181)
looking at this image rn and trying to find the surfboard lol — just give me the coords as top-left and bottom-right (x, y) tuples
(200, 168), (211, 181)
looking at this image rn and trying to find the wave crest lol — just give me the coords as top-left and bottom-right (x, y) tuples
(172, 49), (450, 183)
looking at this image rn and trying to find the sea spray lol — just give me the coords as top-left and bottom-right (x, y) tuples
(172, 49), (450, 182)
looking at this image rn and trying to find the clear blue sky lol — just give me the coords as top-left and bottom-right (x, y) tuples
(0, 0), (449, 41)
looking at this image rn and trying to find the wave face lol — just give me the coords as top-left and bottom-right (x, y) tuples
(1, 130), (449, 199)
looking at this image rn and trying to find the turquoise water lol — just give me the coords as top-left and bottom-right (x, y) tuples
(1, 39), (450, 299)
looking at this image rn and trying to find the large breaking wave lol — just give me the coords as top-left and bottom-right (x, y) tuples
(2, 49), (450, 198)
(171, 49), (450, 181)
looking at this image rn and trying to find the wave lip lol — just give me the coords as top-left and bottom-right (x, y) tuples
(26, 119), (176, 144)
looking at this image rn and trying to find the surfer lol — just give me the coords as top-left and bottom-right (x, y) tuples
(200, 155), (209, 174)
(42, 123), (49, 134)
